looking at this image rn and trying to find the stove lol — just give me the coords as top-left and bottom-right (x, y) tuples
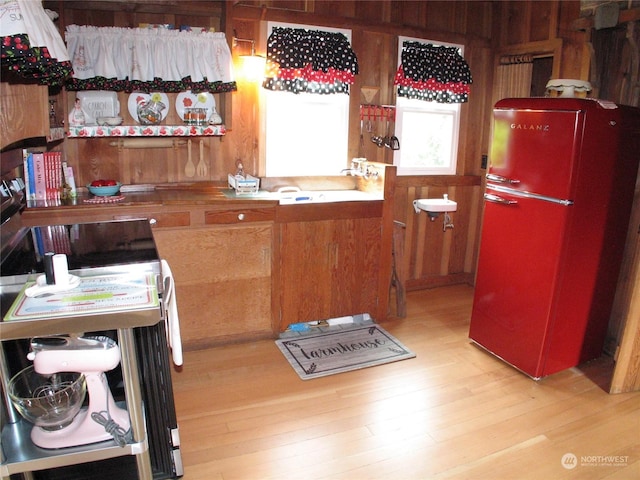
(1, 218), (183, 479)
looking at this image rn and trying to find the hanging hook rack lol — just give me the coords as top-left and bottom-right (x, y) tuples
(359, 104), (396, 122)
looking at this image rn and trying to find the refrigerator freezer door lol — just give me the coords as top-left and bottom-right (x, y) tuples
(469, 190), (570, 378)
(489, 108), (583, 199)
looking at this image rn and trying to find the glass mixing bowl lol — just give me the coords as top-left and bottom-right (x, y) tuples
(8, 366), (86, 431)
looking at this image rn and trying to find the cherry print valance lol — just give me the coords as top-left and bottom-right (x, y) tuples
(64, 25), (236, 93)
(1, 0), (72, 85)
(394, 41), (472, 103)
(262, 27), (358, 95)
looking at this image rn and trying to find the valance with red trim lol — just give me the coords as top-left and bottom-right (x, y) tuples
(394, 41), (472, 103)
(63, 25), (236, 94)
(262, 27), (358, 95)
(1, 0), (72, 85)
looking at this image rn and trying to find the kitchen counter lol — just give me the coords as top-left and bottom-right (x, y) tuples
(21, 184), (280, 227)
(25, 184), (266, 209)
(21, 180), (385, 227)
(24, 183), (384, 208)
(21, 189), (386, 233)
(17, 167), (396, 348)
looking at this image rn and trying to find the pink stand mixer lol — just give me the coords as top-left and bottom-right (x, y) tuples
(16, 336), (131, 449)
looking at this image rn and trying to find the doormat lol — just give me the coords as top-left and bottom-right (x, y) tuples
(275, 325), (416, 380)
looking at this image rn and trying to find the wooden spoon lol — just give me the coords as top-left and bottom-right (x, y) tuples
(185, 139), (195, 177)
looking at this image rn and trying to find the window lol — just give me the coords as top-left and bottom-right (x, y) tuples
(263, 22), (353, 177)
(394, 97), (460, 175)
(393, 37), (467, 176)
(265, 90), (349, 176)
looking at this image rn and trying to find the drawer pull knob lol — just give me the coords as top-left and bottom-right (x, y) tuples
(237, 213), (245, 221)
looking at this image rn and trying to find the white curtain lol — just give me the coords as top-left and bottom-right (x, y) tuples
(1, 0), (72, 83)
(65, 25), (234, 84)
(493, 54), (533, 102)
(13, 0), (69, 62)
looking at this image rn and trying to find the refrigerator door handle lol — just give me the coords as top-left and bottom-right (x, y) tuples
(487, 184), (574, 206)
(487, 173), (520, 184)
(484, 193), (518, 205)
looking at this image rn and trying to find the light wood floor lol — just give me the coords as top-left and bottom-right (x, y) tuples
(170, 285), (640, 479)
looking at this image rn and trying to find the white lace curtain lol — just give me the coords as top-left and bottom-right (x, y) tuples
(65, 25), (236, 92)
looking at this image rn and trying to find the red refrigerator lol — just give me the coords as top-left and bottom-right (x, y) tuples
(469, 97), (640, 379)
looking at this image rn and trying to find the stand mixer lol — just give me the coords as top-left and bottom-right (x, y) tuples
(17, 335), (131, 449)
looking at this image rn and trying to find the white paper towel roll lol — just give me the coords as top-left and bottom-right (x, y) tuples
(52, 254), (68, 286)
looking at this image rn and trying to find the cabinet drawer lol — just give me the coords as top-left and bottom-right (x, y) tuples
(113, 211), (190, 228)
(205, 207), (275, 225)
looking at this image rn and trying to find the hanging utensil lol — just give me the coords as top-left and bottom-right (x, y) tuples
(359, 105), (365, 156)
(196, 139), (208, 177)
(386, 107), (400, 150)
(185, 139), (195, 177)
(382, 107), (391, 148)
(366, 108), (373, 133)
(371, 106), (385, 147)
(388, 132), (400, 150)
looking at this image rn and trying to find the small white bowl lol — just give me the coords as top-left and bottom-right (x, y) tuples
(97, 116), (123, 126)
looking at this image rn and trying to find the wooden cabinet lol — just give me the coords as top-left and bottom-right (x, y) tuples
(152, 207), (274, 349)
(275, 213), (383, 331)
(19, 183), (395, 346)
(21, 205), (189, 229)
(0, 82), (48, 150)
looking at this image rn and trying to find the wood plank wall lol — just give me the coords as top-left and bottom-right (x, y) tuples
(46, 1), (587, 293)
(233, 0), (493, 294)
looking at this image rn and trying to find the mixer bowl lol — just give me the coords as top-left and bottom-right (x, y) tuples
(8, 366), (86, 431)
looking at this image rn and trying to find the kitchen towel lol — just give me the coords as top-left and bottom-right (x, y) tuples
(161, 259), (183, 366)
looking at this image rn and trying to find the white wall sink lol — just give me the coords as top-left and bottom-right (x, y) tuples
(413, 196), (457, 213)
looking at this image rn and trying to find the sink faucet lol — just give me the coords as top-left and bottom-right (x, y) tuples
(342, 158), (379, 179)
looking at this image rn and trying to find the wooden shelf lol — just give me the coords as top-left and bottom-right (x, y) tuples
(67, 124), (226, 138)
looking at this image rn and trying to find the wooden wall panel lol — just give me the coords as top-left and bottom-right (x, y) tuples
(391, 1), (429, 29)
(394, 176), (481, 290)
(349, 30), (397, 165)
(38, 1), (592, 294)
(355, 1), (391, 24)
(314, 1), (357, 19)
(425, 1), (457, 34)
(466, 1), (494, 40)
(529, 0), (558, 42)
(500, 1), (531, 46)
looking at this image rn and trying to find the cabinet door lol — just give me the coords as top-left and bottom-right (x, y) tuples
(277, 217), (382, 331)
(0, 82), (48, 150)
(278, 220), (334, 328)
(153, 223), (272, 349)
(330, 217), (381, 319)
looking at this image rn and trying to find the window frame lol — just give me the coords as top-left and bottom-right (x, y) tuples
(262, 22), (353, 177)
(393, 36), (466, 176)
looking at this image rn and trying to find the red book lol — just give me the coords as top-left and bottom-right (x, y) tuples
(44, 152), (52, 200)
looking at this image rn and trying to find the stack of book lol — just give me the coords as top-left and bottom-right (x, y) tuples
(23, 150), (76, 204)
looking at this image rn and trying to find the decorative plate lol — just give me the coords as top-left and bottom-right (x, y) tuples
(175, 91), (215, 122)
(127, 92), (170, 123)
